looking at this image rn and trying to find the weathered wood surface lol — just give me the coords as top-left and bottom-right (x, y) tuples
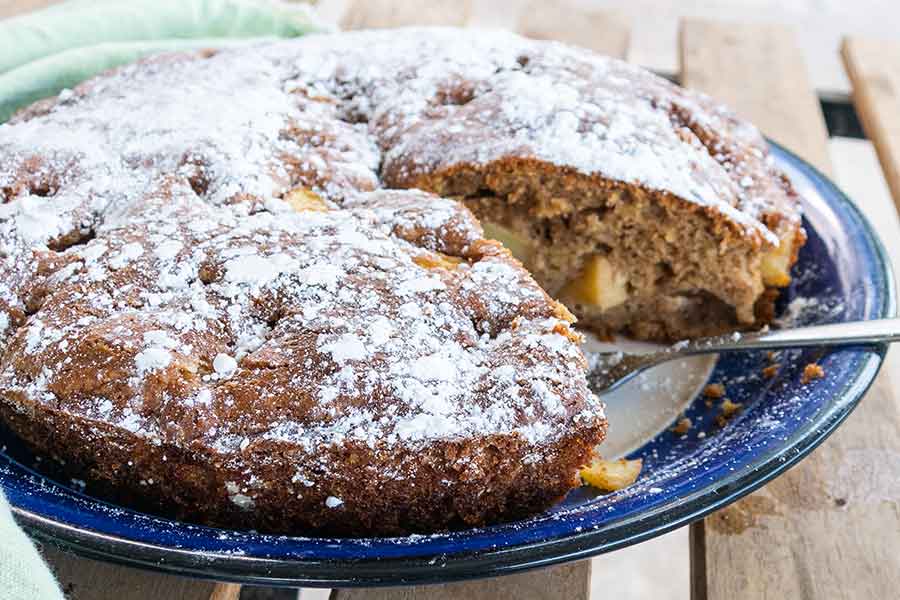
(339, 0), (470, 30)
(842, 37), (900, 212)
(41, 544), (240, 600)
(680, 19), (833, 176)
(517, 1), (629, 58)
(682, 19), (900, 600)
(331, 561), (591, 600)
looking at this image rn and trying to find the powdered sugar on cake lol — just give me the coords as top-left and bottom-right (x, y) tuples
(0, 83), (600, 493)
(0, 27), (796, 520)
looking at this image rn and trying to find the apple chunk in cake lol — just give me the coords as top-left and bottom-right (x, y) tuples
(387, 54), (804, 342)
(432, 162), (804, 342)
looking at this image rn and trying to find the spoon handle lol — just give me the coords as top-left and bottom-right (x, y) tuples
(677, 317), (900, 357)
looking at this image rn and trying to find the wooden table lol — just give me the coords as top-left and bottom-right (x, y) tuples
(3, 1), (900, 598)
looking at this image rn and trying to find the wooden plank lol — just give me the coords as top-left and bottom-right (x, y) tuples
(842, 37), (900, 210)
(681, 19), (900, 600)
(339, 0), (471, 30)
(680, 19), (833, 176)
(41, 544), (239, 600)
(517, 1), (629, 58)
(210, 582), (243, 600)
(332, 560), (591, 600)
(589, 528), (687, 598)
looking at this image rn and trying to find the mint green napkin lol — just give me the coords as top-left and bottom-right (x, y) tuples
(0, 0), (323, 73)
(0, 0), (326, 121)
(0, 490), (64, 600)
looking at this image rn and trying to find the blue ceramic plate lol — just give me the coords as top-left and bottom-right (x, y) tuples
(0, 143), (894, 588)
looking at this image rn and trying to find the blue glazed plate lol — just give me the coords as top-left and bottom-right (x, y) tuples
(0, 143), (894, 587)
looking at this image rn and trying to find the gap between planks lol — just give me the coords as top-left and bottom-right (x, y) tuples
(682, 18), (900, 600)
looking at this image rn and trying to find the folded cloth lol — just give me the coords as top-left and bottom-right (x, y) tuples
(0, 1), (324, 596)
(0, 0), (323, 73)
(0, 0), (327, 121)
(0, 489), (64, 600)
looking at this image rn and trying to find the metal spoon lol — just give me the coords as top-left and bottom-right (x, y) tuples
(587, 318), (900, 394)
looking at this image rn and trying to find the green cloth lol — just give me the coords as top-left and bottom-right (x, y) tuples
(0, 490), (64, 600)
(0, 0), (322, 73)
(0, 0), (327, 121)
(0, 1), (324, 597)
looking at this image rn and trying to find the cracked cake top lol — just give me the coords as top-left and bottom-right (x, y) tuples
(0, 26), (800, 488)
(0, 30), (619, 471)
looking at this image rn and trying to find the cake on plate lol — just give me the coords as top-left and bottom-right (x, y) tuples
(0, 27), (802, 535)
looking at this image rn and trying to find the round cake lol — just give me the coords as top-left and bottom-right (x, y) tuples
(0, 27), (802, 535)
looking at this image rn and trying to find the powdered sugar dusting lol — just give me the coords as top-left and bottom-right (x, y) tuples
(0, 27), (804, 525)
(0, 170), (603, 519)
(0, 33), (610, 502)
(265, 28), (792, 245)
(135, 347), (172, 374)
(318, 332), (368, 363)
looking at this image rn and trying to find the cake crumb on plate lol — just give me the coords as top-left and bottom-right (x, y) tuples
(801, 362), (826, 384)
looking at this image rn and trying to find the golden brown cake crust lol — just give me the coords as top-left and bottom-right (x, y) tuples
(0, 175), (605, 534)
(0, 27), (802, 533)
(373, 34), (805, 341)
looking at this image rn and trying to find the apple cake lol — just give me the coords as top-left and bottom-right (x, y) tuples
(0, 27), (802, 534)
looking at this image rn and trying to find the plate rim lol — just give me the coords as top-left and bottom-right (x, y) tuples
(7, 141), (897, 587)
